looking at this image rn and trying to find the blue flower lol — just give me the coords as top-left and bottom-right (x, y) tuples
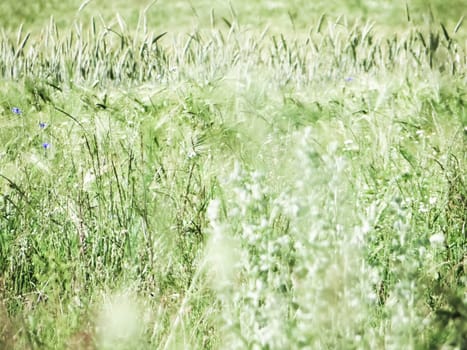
(345, 77), (354, 82)
(39, 122), (47, 129)
(42, 142), (50, 150)
(11, 107), (22, 115)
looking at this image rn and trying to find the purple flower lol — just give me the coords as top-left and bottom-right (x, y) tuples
(11, 107), (22, 115)
(39, 122), (47, 129)
(42, 142), (50, 150)
(345, 77), (354, 82)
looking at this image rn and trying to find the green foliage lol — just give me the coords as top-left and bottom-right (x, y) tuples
(0, 1), (466, 349)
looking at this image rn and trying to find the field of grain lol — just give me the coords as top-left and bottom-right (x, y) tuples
(0, 1), (466, 349)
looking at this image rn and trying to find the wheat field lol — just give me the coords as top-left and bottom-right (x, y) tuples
(0, 1), (466, 349)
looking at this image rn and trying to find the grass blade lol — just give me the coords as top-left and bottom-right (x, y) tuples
(78, 0), (93, 13)
(454, 15), (464, 34)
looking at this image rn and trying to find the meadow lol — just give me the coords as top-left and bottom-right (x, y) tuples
(0, 0), (466, 349)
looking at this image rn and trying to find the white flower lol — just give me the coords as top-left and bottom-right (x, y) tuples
(419, 203), (429, 213)
(429, 233), (445, 246)
(187, 149), (197, 159)
(207, 199), (221, 223)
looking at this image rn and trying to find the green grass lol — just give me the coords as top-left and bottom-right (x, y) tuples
(0, 1), (466, 349)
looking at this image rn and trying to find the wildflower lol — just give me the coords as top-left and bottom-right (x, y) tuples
(11, 107), (22, 115)
(207, 199), (221, 223)
(429, 233), (445, 246)
(39, 122), (47, 129)
(42, 142), (50, 150)
(419, 203), (429, 213)
(187, 149), (197, 159)
(345, 77), (354, 82)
